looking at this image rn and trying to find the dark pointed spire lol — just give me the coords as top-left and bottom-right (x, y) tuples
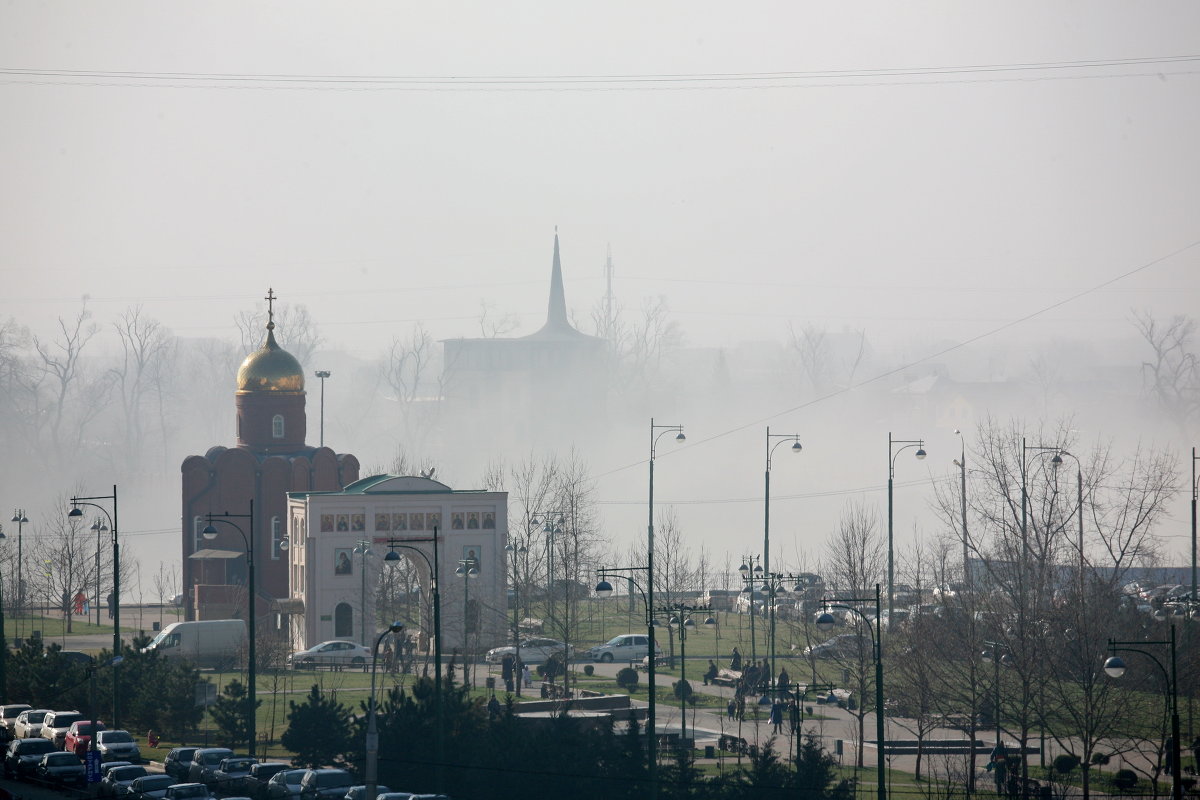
(546, 229), (569, 329)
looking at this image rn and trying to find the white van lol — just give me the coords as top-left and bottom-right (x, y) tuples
(142, 619), (247, 668)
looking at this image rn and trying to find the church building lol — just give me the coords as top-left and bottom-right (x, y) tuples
(180, 290), (360, 625)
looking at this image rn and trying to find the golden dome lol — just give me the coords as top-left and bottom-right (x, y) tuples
(236, 328), (305, 393)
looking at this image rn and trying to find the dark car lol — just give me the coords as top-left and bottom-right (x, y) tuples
(165, 747), (201, 781)
(213, 757), (258, 794)
(101, 764), (150, 797)
(265, 768), (308, 800)
(299, 769), (354, 800)
(166, 783), (214, 800)
(36, 750), (86, 786)
(129, 774), (178, 800)
(187, 748), (234, 787)
(243, 762), (292, 800)
(5, 737), (57, 779)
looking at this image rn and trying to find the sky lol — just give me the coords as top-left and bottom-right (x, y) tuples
(2, 2), (1200, 582)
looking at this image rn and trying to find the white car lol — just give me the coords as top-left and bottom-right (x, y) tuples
(13, 709), (52, 739)
(584, 634), (662, 664)
(287, 641), (373, 669)
(485, 639), (572, 665)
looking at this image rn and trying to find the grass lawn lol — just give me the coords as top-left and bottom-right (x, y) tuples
(7, 615), (141, 638)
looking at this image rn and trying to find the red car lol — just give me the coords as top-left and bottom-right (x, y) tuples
(64, 721), (105, 756)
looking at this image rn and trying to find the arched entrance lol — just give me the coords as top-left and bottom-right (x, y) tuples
(334, 602), (353, 638)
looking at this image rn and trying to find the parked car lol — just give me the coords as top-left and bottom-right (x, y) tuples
(13, 709), (51, 739)
(287, 641), (372, 669)
(187, 748), (234, 787)
(213, 757), (259, 794)
(128, 774), (179, 800)
(584, 634), (661, 663)
(164, 747), (200, 780)
(803, 632), (868, 659)
(345, 786), (391, 800)
(263, 768), (308, 800)
(5, 737), (57, 778)
(485, 638), (571, 665)
(100, 763), (149, 797)
(97, 729), (143, 762)
(242, 762), (292, 800)
(65, 720), (107, 755)
(298, 768), (354, 800)
(39, 710), (85, 748)
(166, 782), (214, 800)
(56, 650), (96, 667)
(377, 794), (419, 800)
(37, 750), (86, 786)
(0, 704), (31, 738)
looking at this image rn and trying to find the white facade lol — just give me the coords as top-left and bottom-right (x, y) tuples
(285, 475), (507, 655)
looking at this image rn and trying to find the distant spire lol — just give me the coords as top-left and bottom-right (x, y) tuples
(546, 230), (569, 329)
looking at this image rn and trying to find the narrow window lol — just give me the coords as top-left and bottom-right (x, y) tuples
(334, 602), (353, 638)
(272, 414), (285, 438)
(192, 516), (204, 552)
(271, 516), (282, 560)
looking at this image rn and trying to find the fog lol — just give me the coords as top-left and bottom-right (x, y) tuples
(2, 2), (1199, 591)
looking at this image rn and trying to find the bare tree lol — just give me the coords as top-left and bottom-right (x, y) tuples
(1133, 312), (1200, 437)
(477, 300), (519, 338)
(111, 306), (173, 474)
(235, 301), (323, 366)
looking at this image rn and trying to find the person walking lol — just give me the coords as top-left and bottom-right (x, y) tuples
(777, 666), (790, 692)
(522, 663), (533, 689)
(501, 654), (515, 693)
(727, 698), (736, 719)
(769, 700), (784, 734)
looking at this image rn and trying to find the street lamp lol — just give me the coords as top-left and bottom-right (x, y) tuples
(981, 641), (1015, 749)
(531, 512), (564, 679)
(366, 621), (405, 800)
(91, 518), (107, 627)
(354, 540), (373, 645)
(1191, 448), (1198, 608)
(887, 434), (926, 620)
(738, 556), (763, 665)
(596, 565), (656, 785)
(315, 370), (331, 448)
(656, 603), (714, 747)
(201, 501), (273, 758)
(503, 538), (529, 697)
(953, 429), (970, 588)
(760, 571), (808, 692)
(454, 557), (480, 688)
(10, 509), (28, 640)
(68, 486), (119, 727)
(1105, 625), (1182, 800)
(647, 417), (685, 796)
(816, 583), (886, 800)
(383, 531), (444, 794)
(763, 427), (802, 687)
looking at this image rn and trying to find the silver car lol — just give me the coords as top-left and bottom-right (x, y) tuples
(485, 638), (571, 665)
(287, 641), (372, 669)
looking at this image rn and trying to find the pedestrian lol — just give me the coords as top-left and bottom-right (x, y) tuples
(703, 659), (718, 686)
(760, 659), (770, 691)
(742, 663), (759, 694)
(501, 653), (515, 693)
(522, 663), (533, 689)
(789, 700), (800, 734)
(778, 667), (790, 692)
(769, 700), (784, 734)
(727, 698), (736, 719)
(730, 647), (742, 672)
(487, 695), (502, 720)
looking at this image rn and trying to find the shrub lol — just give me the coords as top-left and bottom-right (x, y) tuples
(1054, 754), (1080, 774)
(583, 664), (594, 676)
(1091, 752), (1110, 766)
(616, 667), (639, 690)
(1112, 769), (1138, 790)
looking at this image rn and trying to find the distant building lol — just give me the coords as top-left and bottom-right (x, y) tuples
(284, 474), (507, 653)
(180, 290), (360, 626)
(441, 231), (608, 448)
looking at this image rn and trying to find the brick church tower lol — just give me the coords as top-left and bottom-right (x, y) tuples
(181, 289), (359, 623)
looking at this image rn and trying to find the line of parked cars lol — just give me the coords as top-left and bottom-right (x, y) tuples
(0, 700), (146, 788)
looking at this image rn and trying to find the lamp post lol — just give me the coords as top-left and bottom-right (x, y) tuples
(738, 556), (762, 665)
(383, 531), (443, 794)
(981, 641), (1014, 748)
(366, 621), (405, 800)
(656, 603), (714, 746)
(1191, 448), (1198, 608)
(91, 518), (107, 627)
(10, 510), (28, 641)
(503, 538), (529, 697)
(532, 512), (564, 682)
(596, 566), (656, 788)
(315, 370), (331, 448)
(1105, 625), (1182, 800)
(354, 540), (373, 645)
(86, 655), (123, 784)
(953, 429), (970, 588)
(817, 583), (886, 800)
(455, 556), (479, 688)
(647, 417), (685, 796)
(783, 681), (837, 766)
(763, 427), (802, 686)
(68, 486), (119, 727)
(887, 434), (926, 620)
(0, 524), (7, 703)
(201, 501), (270, 758)
(760, 571), (808, 691)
